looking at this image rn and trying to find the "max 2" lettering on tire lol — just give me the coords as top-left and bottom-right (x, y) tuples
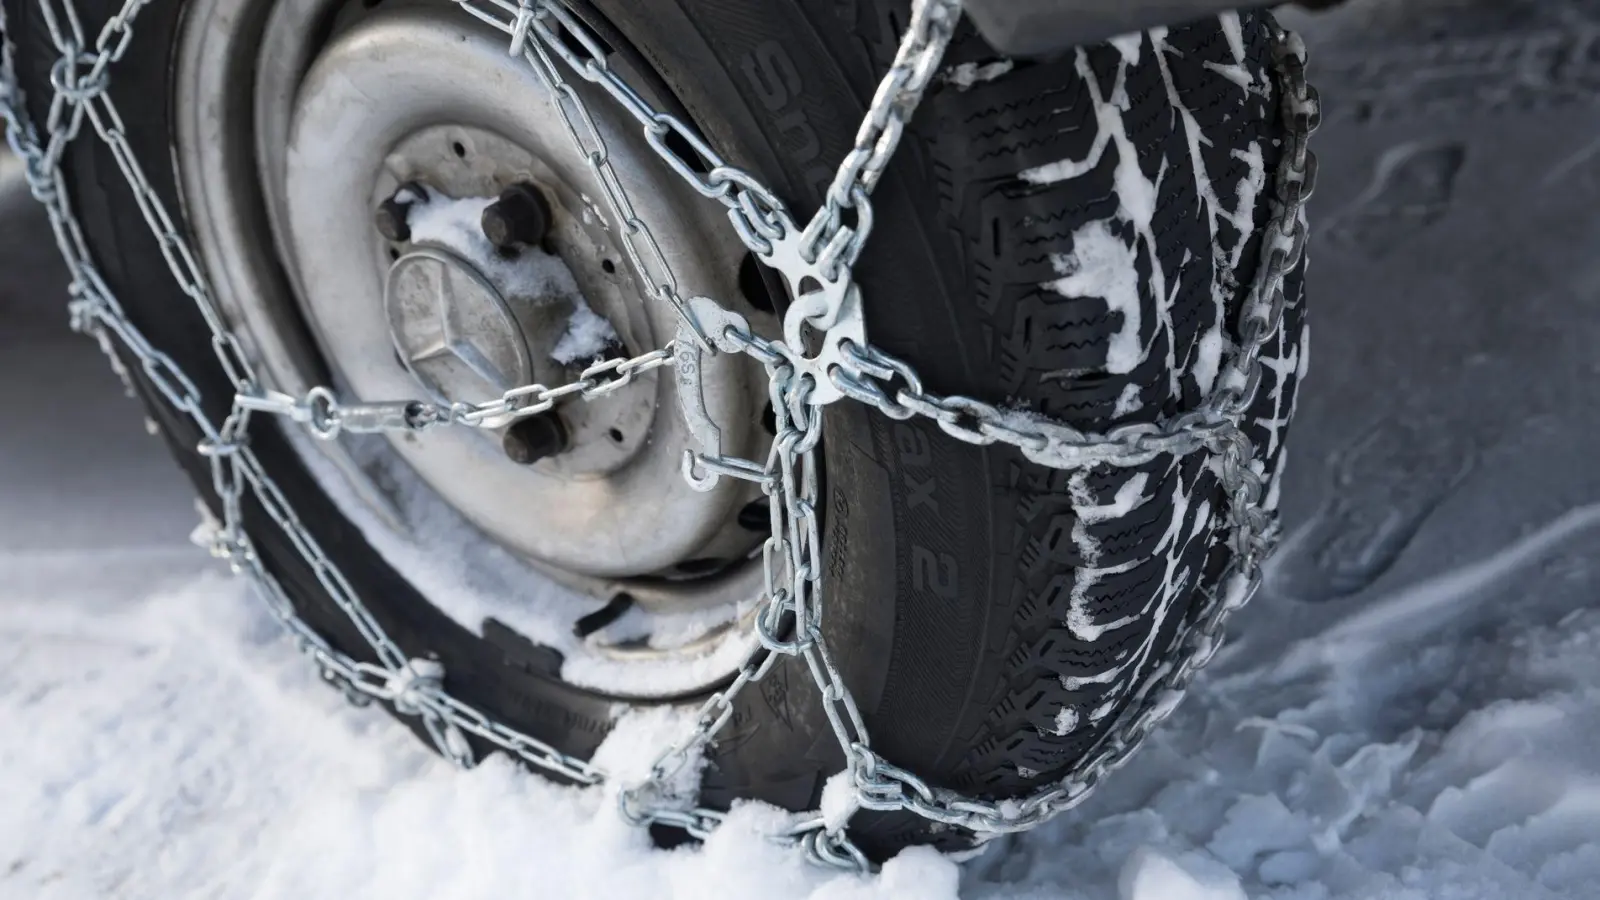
(896, 423), (958, 600)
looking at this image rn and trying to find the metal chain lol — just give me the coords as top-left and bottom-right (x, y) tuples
(1, 0), (1317, 873)
(234, 343), (679, 439)
(799, 0), (960, 277)
(2, 0), (609, 792)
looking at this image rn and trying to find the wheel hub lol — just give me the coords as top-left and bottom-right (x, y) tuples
(385, 246), (539, 406)
(271, 4), (768, 578)
(382, 183), (597, 422)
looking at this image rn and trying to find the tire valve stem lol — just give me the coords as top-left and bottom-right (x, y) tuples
(573, 592), (635, 639)
(502, 412), (569, 465)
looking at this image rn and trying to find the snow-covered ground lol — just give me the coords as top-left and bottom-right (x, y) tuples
(4, 498), (1597, 899)
(5, 2), (1600, 896)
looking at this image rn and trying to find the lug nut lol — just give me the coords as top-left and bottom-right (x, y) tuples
(480, 183), (551, 251)
(375, 183), (423, 243)
(502, 413), (568, 465)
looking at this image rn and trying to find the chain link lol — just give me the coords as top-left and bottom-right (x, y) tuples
(233, 343), (678, 439)
(2, 0), (1316, 872)
(798, 0), (960, 279)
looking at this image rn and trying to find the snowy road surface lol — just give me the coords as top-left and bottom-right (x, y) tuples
(4, 1), (1600, 897)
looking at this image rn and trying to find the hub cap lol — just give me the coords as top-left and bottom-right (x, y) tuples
(386, 246), (538, 405)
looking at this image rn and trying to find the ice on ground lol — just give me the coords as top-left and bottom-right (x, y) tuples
(1119, 848), (1246, 900)
(0, 567), (955, 900)
(6, 258), (1600, 896)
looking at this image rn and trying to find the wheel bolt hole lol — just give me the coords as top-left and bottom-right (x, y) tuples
(738, 252), (778, 314)
(661, 128), (712, 175)
(601, 259), (617, 274)
(503, 414), (569, 465)
(607, 428), (624, 443)
(451, 141), (467, 158)
(674, 557), (727, 577)
(737, 500), (771, 532)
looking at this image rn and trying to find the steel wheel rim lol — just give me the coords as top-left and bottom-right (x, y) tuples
(174, 0), (778, 695)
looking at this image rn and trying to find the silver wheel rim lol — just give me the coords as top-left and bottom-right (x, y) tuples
(175, 0), (777, 695)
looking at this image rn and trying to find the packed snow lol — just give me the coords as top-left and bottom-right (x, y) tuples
(1045, 220), (1145, 375)
(550, 300), (620, 365)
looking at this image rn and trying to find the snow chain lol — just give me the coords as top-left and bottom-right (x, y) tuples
(0, 0), (1318, 873)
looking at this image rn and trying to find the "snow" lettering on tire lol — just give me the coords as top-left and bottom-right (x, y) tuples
(740, 40), (835, 199)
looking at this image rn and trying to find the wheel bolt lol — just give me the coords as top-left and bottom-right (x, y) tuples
(502, 413), (568, 465)
(375, 183), (422, 243)
(481, 183), (551, 250)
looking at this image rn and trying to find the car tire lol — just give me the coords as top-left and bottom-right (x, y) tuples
(3, 0), (1307, 858)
